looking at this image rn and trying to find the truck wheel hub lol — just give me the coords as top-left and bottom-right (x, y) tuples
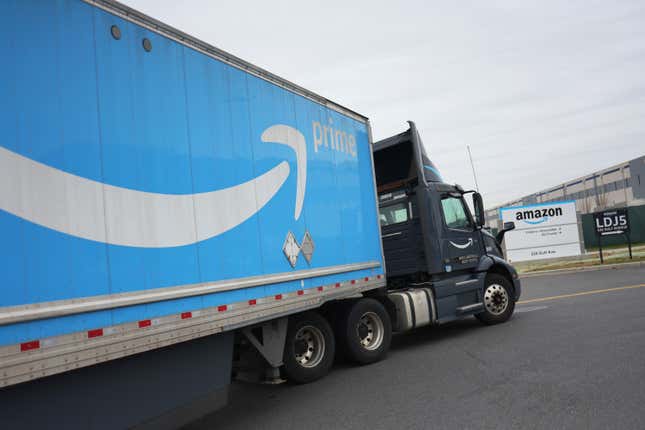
(357, 312), (385, 351)
(484, 284), (509, 315)
(294, 339), (308, 356)
(358, 323), (369, 339)
(293, 325), (325, 368)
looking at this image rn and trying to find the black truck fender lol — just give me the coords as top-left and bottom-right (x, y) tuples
(477, 255), (522, 301)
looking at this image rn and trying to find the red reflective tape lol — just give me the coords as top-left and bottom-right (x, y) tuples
(217, 305), (228, 312)
(317, 286), (323, 292)
(364, 277), (369, 282)
(335, 283), (341, 288)
(181, 312), (192, 319)
(248, 299), (257, 306)
(297, 290), (304, 296)
(87, 329), (103, 338)
(138, 319), (151, 328)
(377, 274), (382, 279)
(20, 340), (40, 352)
(351, 280), (356, 285)
(275, 294), (283, 300)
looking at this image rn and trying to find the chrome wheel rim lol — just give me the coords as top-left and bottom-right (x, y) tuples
(357, 312), (385, 351)
(293, 325), (325, 368)
(484, 284), (509, 315)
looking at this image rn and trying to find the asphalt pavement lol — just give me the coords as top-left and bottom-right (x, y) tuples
(186, 265), (645, 430)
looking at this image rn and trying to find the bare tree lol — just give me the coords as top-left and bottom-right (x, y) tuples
(597, 186), (608, 210)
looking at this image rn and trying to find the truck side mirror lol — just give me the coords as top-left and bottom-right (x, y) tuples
(472, 192), (485, 227)
(495, 221), (515, 243)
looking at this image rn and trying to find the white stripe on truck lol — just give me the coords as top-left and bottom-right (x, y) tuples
(0, 145), (291, 248)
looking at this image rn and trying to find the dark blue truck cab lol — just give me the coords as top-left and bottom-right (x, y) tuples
(374, 122), (521, 325)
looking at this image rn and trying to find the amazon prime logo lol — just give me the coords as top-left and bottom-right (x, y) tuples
(312, 119), (357, 158)
(283, 231), (315, 268)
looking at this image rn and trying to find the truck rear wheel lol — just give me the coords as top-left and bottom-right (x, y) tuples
(337, 298), (392, 365)
(476, 274), (515, 325)
(282, 311), (335, 384)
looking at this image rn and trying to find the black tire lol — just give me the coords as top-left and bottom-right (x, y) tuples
(282, 311), (335, 384)
(336, 298), (392, 365)
(476, 273), (515, 325)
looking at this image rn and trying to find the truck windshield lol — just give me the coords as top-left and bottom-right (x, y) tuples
(379, 203), (409, 226)
(441, 196), (473, 230)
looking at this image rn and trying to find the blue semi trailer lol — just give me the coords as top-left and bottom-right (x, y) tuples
(0, 1), (520, 428)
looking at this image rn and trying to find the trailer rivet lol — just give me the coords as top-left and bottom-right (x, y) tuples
(142, 38), (152, 52)
(110, 25), (121, 40)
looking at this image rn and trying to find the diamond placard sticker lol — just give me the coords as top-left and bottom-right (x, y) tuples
(282, 231), (301, 268)
(300, 231), (315, 264)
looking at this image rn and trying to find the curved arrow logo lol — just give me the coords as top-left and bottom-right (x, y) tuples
(524, 217), (548, 225)
(261, 125), (307, 220)
(0, 125), (307, 248)
(449, 238), (473, 249)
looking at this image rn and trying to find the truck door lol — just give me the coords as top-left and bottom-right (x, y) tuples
(439, 194), (483, 273)
(379, 197), (423, 277)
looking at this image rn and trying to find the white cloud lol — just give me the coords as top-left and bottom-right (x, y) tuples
(124, 0), (645, 206)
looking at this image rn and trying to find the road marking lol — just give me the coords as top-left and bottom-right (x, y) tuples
(515, 305), (548, 313)
(517, 283), (645, 305)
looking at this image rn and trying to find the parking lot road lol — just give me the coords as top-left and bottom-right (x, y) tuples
(186, 265), (645, 430)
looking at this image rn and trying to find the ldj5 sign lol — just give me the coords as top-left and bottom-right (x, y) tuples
(592, 208), (633, 263)
(593, 209), (630, 236)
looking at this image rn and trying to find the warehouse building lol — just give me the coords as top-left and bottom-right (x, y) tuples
(485, 155), (645, 232)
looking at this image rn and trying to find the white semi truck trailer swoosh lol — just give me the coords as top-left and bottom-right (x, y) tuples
(0, 125), (306, 248)
(261, 124), (307, 220)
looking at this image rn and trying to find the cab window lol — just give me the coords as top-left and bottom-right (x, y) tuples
(441, 196), (472, 230)
(379, 203), (408, 226)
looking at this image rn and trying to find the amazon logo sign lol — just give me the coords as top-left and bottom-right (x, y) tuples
(514, 206), (563, 225)
(499, 200), (581, 262)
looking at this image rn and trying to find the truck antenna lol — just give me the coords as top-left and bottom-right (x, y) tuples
(467, 145), (480, 192)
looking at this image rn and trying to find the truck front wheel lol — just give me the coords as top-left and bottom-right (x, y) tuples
(336, 298), (392, 365)
(476, 274), (515, 325)
(282, 311), (335, 384)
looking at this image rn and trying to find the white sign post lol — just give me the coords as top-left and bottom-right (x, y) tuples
(499, 200), (581, 262)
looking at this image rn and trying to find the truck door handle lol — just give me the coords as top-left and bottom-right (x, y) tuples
(382, 232), (402, 238)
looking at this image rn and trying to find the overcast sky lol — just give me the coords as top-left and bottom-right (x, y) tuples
(124, 0), (645, 206)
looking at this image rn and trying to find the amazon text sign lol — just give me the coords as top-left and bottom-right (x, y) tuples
(500, 201), (581, 262)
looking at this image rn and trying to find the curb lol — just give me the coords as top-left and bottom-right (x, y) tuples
(519, 260), (645, 278)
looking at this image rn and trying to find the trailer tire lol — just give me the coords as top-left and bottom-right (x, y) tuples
(476, 274), (515, 325)
(337, 298), (392, 365)
(282, 312), (335, 384)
